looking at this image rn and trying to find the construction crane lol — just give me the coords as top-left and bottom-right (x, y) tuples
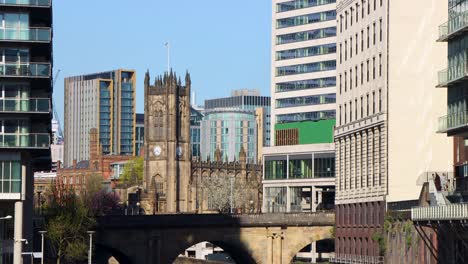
(52, 69), (63, 143)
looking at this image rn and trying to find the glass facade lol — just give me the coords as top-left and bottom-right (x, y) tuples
(276, 0), (336, 13)
(276, 93), (335, 108)
(190, 107), (203, 159)
(276, 27), (336, 45)
(264, 187), (287, 212)
(276, 10), (336, 29)
(276, 77), (336, 92)
(99, 80), (111, 154)
(264, 153), (334, 180)
(276, 43), (336, 61)
(119, 71), (134, 155)
(0, 0), (50, 6)
(277, 110), (335, 123)
(0, 160), (20, 193)
(276, 60), (336, 76)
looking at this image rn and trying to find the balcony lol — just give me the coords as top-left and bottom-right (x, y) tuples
(0, 133), (49, 149)
(0, 98), (50, 113)
(438, 10), (468, 42)
(0, 63), (50, 78)
(0, 28), (51, 42)
(437, 111), (468, 133)
(411, 204), (468, 221)
(437, 63), (468, 87)
(0, 0), (50, 7)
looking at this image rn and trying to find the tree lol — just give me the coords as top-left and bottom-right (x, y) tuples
(89, 190), (122, 216)
(45, 186), (95, 264)
(120, 157), (143, 187)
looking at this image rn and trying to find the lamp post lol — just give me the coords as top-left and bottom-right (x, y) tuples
(38, 231), (46, 264)
(87, 231), (95, 264)
(136, 202), (140, 215)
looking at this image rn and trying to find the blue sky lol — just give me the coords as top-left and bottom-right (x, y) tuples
(53, 1), (272, 122)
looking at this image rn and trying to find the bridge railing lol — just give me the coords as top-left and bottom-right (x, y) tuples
(330, 254), (384, 264)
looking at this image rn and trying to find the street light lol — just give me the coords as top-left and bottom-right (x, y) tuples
(38, 231), (47, 264)
(87, 231), (95, 264)
(0, 216), (11, 220)
(136, 202), (140, 215)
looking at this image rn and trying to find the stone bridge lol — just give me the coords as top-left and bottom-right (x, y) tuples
(95, 212), (335, 264)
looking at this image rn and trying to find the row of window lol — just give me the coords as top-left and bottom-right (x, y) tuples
(276, 93), (336, 108)
(276, 43), (336, 61)
(339, 19), (383, 64)
(264, 156), (335, 180)
(338, 89), (382, 125)
(277, 10), (336, 29)
(276, 27), (336, 45)
(339, 0), (383, 33)
(276, 77), (336, 93)
(336, 202), (383, 227)
(276, 60), (335, 76)
(277, 110), (335, 123)
(276, 0), (336, 13)
(337, 127), (383, 191)
(339, 54), (382, 93)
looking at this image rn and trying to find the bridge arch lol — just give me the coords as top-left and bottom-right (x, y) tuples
(286, 238), (335, 264)
(95, 244), (132, 264)
(166, 238), (257, 264)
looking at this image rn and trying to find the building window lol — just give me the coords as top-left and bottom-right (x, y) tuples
(373, 22), (376, 45)
(367, 26), (370, 48)
(355, 99), (358, 122)
(355, 66), (358, 87)
(360, 97), (363, 118)
(373, 57), (376, 79)
(340, 15), (343, 33)
(350, 37), (353, 58)
(356, 33), (358, 55)
(379, 89), (382, 112)
(350, 68), (353, 89)
(350, 101), (353, 122)
(374, 0), (376, 10)
(345, 104), (347, 123)
(373, 92), (376, 114)
(339, 74), (342, 94)
(339, 105), (342, 125)
(380, 18), (383, 42)
(379, 54), (382, 76)
(345, 41), (347, 61)
(367, 0), (370, 14)
(361, 30), (364, 52)
(366, 60), (369, 82)
(345, 12), (348, 30)
(362, 0), (365, 18)
(350, 8), (353, 26)
(0, 159), (21, 193)
(356, 3), (359, 22)
(345, 71), (347, 91)
(366, 94), (369, 116)
(361, 63), (364, 85)
(340, 43), (342, 64)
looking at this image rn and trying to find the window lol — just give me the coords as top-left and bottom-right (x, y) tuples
(367, 26), (370, 48)
(345, 12), (348, 29)
(350, 68), (353, 89)
(366, 94), (369, 116)
(355, 99), (358, 122)
(380, 0), (382, 6)
(355, 66), (358, 87)
(361, 63), (364, 85)
(345, 71), (347, 91)
(373, 92), (376, 114)
(350, 8), (353, 26)
(379, 54), (382, 76)
(373, 22), (376, 45)
(276, 10), (337, 29)
(374, 0), (376, 10)
(379, 89), (382, 112)
(356, 3), (359, 22)
(379, 19), (383, 42)
(345, 41), (347, 60)
(340, 15), (343, 33)
(360, 97), (363, 118)
(362, 0), (365, 18)
(339, 105), (342, 125)
(361, 30), (364, 52)
(0, 159), (21, 193)
(340, 43), (342, 63)
(345, 104), (347, 123)
(350, 37), (353, 58)
(356, 33), (358, 55)
(339, 74), (342, 94)
(373, 57), (376, 79)
(367, 60), (370, 82)
(368, 0), (370, 14)
(350, 101), (353, 121)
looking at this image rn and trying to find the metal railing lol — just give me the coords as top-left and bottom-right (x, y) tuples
(0, 28), (51, 42)
(437, 62), (468, 87)
(0, 0), (50, 6)
(0, 63), (50, 77)
(411, 203), (468, 221)
(330, 254), (384, 264)
(0, 133), (49, 148)
(0, 98), (50, 112)
(437, 111), (468, 133)
(438, 10), (468, 41)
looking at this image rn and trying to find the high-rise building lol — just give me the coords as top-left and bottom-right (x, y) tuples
(263, 0), (337, 219)
(64, 69), (136, 166)
(0, 1), (53, 262)
(190, 106), (203, 160)
(333, 1), (451, 262)
(135, 113), (144, 156)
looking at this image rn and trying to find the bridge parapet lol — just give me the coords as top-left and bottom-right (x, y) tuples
(97, 212), (335, 229)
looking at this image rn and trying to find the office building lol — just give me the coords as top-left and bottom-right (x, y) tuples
(0, 1), (53, 262)
(135, 113), (144, 156)
(333, 1), (451, 262)
(64, 69), (136, 166)
(263, 0), (337, 218)
(190, 106), (203, 160)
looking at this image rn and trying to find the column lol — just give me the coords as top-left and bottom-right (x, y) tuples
(267, 235), (273, 264)
(311, 241), (317, 263)
(311, 186), (316, 212)
(273, 234), (283, 264)
(286, 187), (290, 213)
(13, 163), (26, 264)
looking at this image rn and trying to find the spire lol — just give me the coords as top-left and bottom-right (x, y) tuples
(144, 70), (150, 87)
(185, 71), (191, 87)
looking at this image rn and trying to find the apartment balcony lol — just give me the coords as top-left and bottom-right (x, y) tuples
(437, 111), (468, 133)
(438, 10), (468, 42)
(0, 133), (49, 149)
(0, 98), (50, 113)
(0, 28), (51, 43)
(437, 64), (468, 87)
(0, 63), (51, 78)
(0, 0), (50, 7)
(411, 204), (468, 221)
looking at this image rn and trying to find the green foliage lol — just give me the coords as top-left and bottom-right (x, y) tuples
(45, 186), (95, 264)
(403, 221), (414, 248)
(330, 226), (336, 238)
(371, 231), (387, 256)
(120, 157), (144, 186)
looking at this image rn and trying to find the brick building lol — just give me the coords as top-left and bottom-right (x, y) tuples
(56, 128), (135, 194)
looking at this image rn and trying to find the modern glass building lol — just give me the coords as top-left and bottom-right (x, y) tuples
(64, 69), (136, 166)
(200, 109), (257, 163)
(190, 106), (204, 160)
(0, 1), (53, 262)
(263, 0), (337, 220)
(135, 113), (144, 156)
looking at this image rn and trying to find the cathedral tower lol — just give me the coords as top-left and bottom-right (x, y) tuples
(143, 70), (191, 213)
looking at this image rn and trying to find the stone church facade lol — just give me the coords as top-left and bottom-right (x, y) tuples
(142, 70), (261, 214)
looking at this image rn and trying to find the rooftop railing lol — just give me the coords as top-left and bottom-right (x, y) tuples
(0, 133), (49, 149)
(0, 98), (50, 113)
(0, 28), (51, 42)
(0, 0), (50, 7)
(438, 10), (468, 41)
(0, 63), (51, 78)
(412, 204), (468, 221)
(437, 111), (468, 133)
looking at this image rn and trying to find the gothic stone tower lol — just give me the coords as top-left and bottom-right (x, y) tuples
(143, 70), (191, 213)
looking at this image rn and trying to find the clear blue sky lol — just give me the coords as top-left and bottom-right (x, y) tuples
(53, 1), (272, 122)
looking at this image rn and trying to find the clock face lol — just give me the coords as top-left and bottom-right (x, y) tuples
(153, 146), (162, 156)
(176, 146), (183, 157)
